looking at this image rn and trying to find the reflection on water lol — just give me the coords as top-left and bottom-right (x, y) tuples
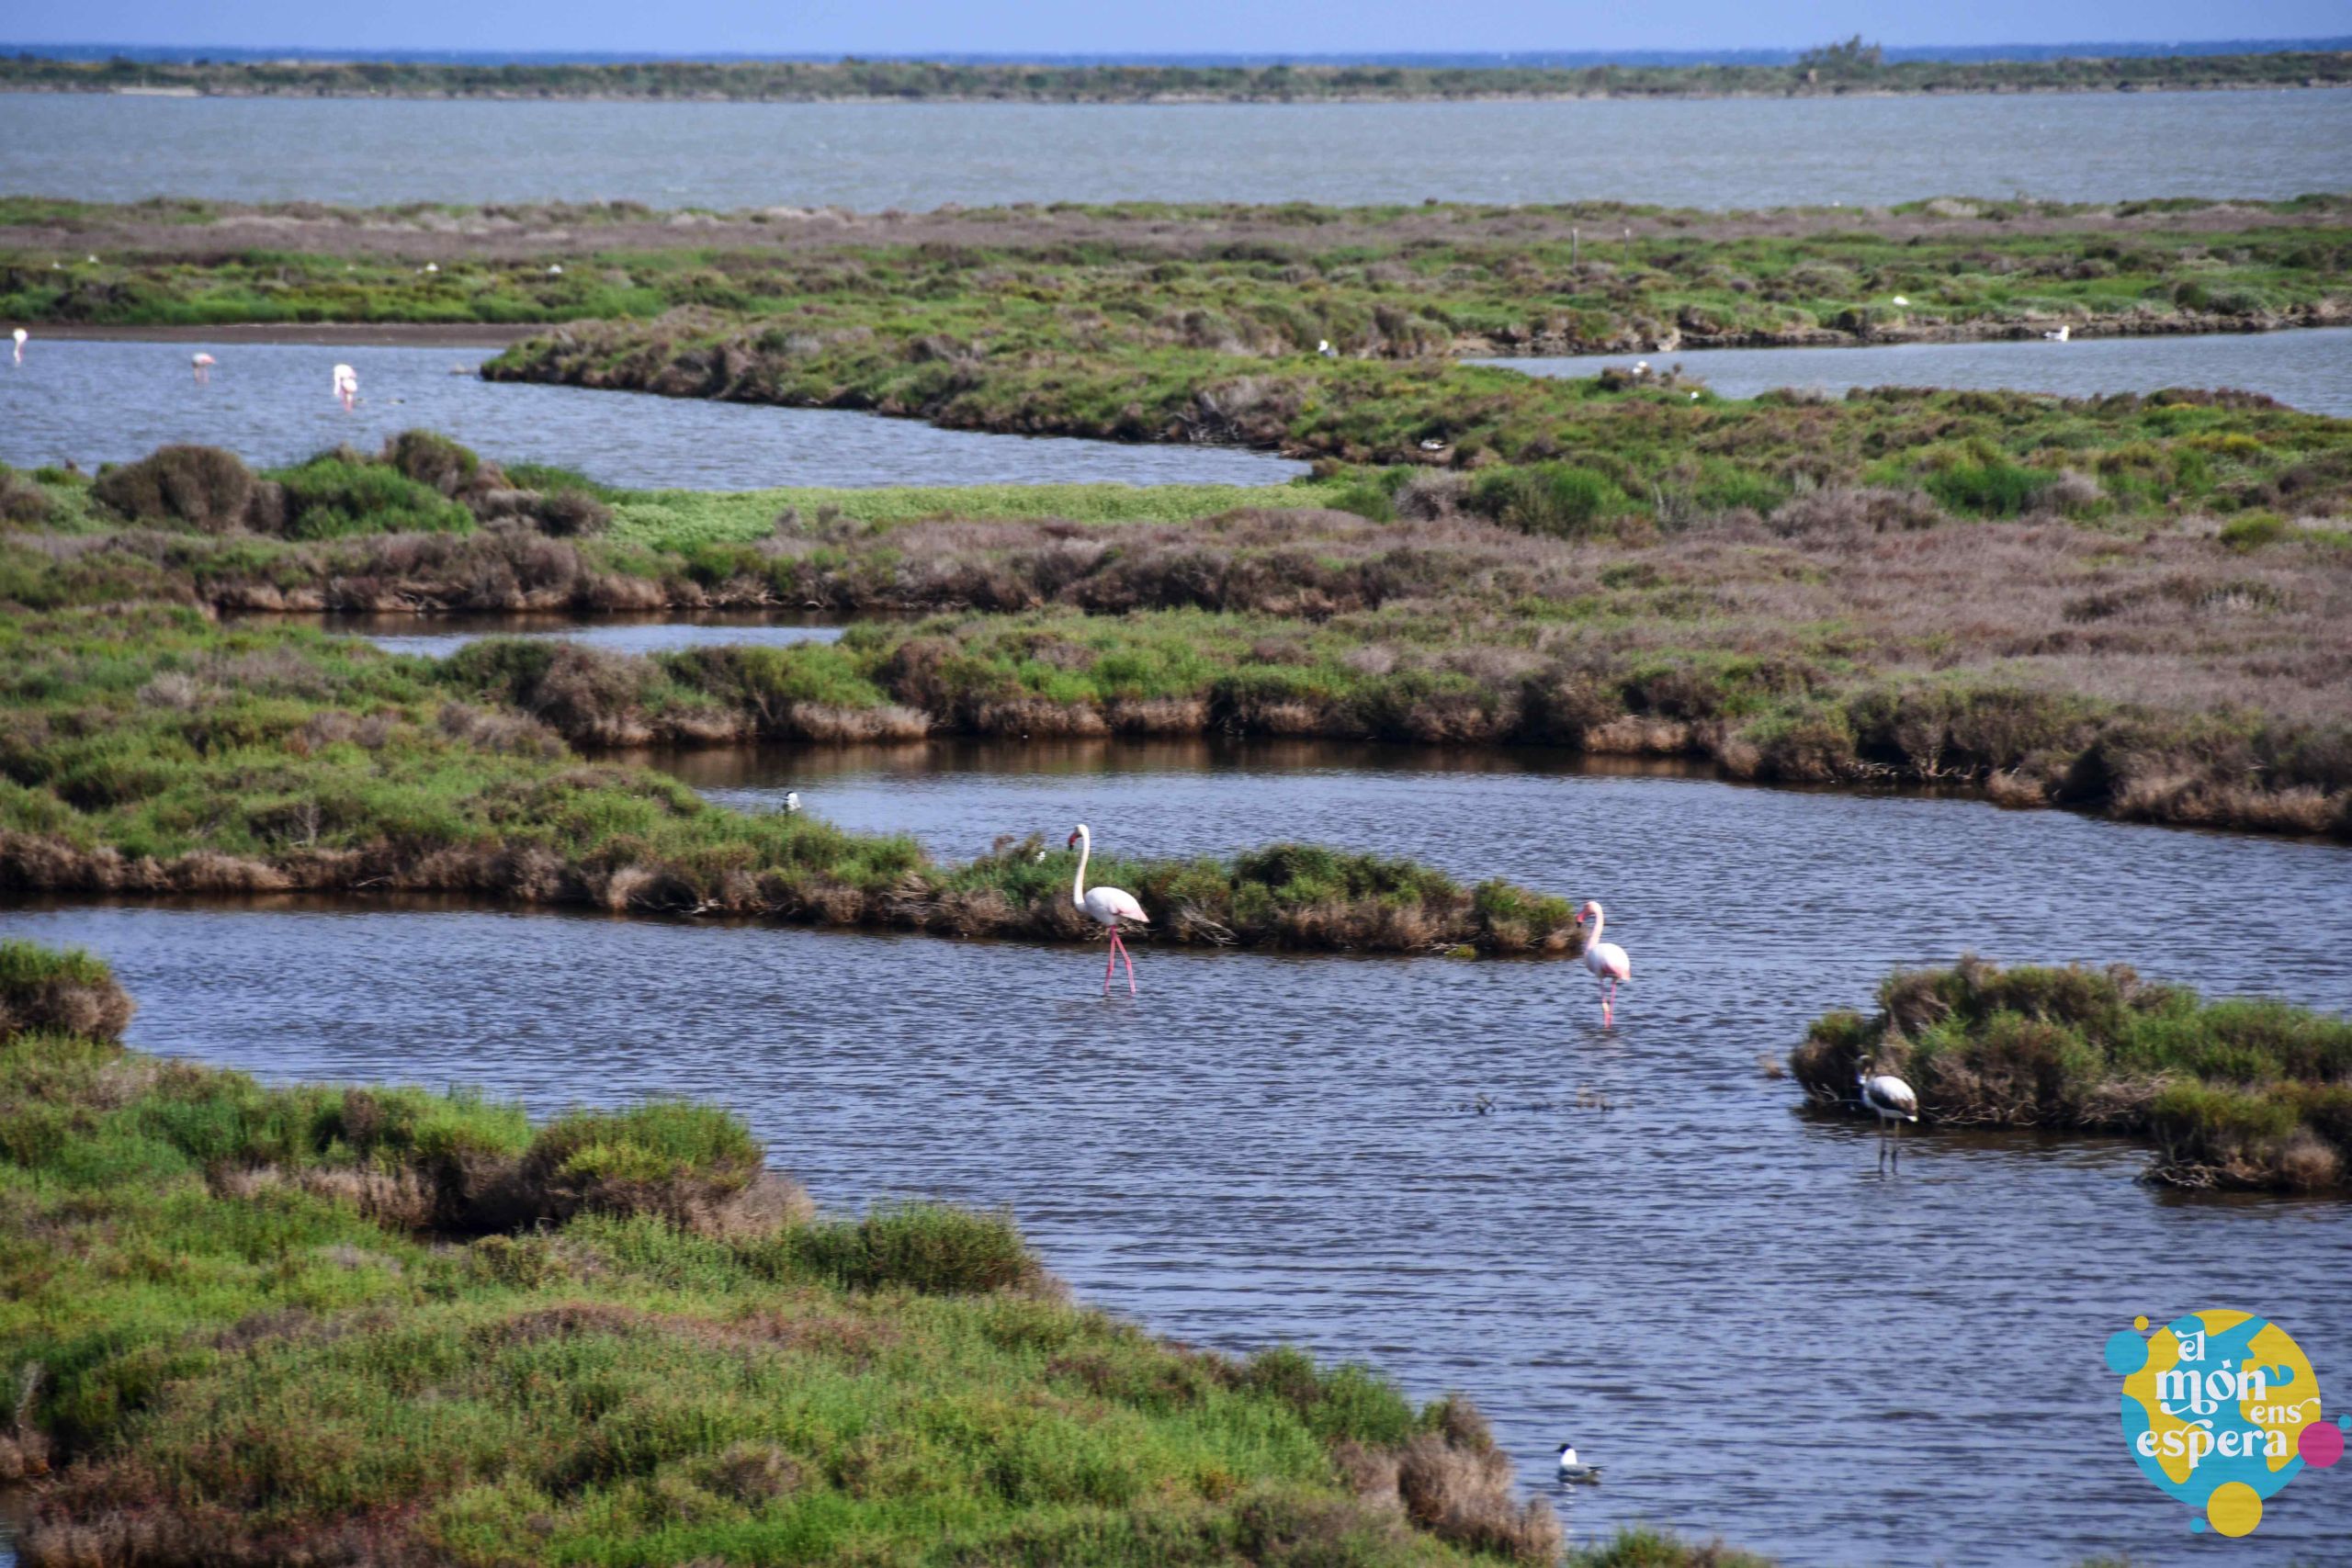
(1475, 325), (2352, 417)
(6, 91), (2350, 208)
(0, 339), (1306, 488)
(6, 741), (2347, 1565)
(300, 610), (855, 660)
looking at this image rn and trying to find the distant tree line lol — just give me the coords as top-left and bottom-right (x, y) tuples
(2, 46), (2346, 101)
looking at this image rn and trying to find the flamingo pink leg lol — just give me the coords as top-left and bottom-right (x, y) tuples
(1103, 937), (1119, 993)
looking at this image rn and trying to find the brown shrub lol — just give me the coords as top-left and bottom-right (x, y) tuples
(0, 968), (134, 1042)
(1767, 485), (1946, 537)
(1392, 1428), (1561, 1563)
(0, 468), (52, 526)
(91, 445), (255, 533)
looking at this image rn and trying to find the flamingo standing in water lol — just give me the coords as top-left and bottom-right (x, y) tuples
(1068, 823), (1147, 995)
(1858, 1060), (1919, 1172)
(333, 363), (359, 411)
(9, 328), (23, 365)
(1573, 900), (1631, 1027)
(191, 352), (216, 383)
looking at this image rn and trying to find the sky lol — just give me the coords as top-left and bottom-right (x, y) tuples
(4, 0), (2347, 57)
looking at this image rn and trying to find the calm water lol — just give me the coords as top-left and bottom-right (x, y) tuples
(303, 610), (854, 660)
(4, 91), (2350, 208)
(1477, 326), (2352, 416)
(0, 340), (1304, 487)
(7, 740), (2348, 1565)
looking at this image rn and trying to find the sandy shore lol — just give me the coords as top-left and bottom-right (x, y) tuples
(23, 322), (540, 347)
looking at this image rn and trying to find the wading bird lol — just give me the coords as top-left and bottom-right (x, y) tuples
(191, 352), (215, 383)
(333, 363), (359, 411)
(9, 327), (23, 365)
(1858, 1060), (1919, 1171)
(1556, 1445), (1601, 1483)
(1068, 823), (1147, 995)
(2042, 325), (2071, 343)
(1573, 900), (1631, 1028)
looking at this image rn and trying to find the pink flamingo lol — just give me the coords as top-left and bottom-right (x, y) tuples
(191, 352), (216, 383)
(1573, 899), (1631, 1027)
(332, 362), (358, 411)
(1068, 823), (1147, 995)
(9, 327), (23, 365)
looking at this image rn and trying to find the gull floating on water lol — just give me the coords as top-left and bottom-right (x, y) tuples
(2043, 325), (2071, 343)
(1556, 1445), (1601, 1483)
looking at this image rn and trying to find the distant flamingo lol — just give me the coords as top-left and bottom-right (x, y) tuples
(1858, 1061), (1920, 1172)
(9, 327), (23, 365)
(191, 352), (216, 383)
(1068, 823), (1147, 995)
(1573, 900), (1631, 1027)
(333, 363), (358, 411)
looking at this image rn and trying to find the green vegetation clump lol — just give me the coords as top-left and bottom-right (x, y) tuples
(0, 941), (1650, 1565)
(0, 937), (133, 1039)
(0, 607), (1578, 953)
(1792, 958), (2352, 1190)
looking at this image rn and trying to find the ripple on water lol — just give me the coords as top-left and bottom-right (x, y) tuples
(4, 744), (2347, 1566)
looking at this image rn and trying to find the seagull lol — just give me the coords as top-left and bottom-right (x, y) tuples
(1419, 437), (1447, 451)
(85, 254), (98, 264)
(783, 791), (801, 814)
(1316, 339), (1338, 359)
(421, 263), (440, 275)
(1556, 1445), (1601, 1483)
(1859, 1060), (1920, 1172)
(2042, 325), (2070, 343)
(1891, 295), (1910, 307)
(547, 264), (564, 276)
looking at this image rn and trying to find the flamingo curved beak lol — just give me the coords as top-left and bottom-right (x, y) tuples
(1066, 831), (1079, 849)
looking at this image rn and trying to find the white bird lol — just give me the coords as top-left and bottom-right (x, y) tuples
(1689, 390), (1701, 400)
(1068, 823), (1148, 995)
(9, 327), (23, 365)
(85, 254), (97, 265)
(1556, 1445), (1601, 1483)
(2042, 325), (2071, 343)
(547, 264), (564, 276)
(333, 363), (359, 411)
(1573, 900), (1631, 1028)
(191, 351), (216, 383)
(1858, 1060), (1920, 1172)
(1316, 339), (1338, 359)
(1419, 437), (1447, 451)
(783, 791), (801, 814)
(1891, 295), (1910, 307)
(421, 263), (440, 275)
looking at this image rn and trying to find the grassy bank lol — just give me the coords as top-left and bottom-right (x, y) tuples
(2, 47), (2344, 101)
(6, 197), (2344, 357)
(6, 430), (2349, 838)
(4, 940), (1702, 1565)
(1792, 959), (2352, 1190)
(0, 606), (1579, 953)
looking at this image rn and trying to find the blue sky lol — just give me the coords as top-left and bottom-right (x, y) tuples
(5, 1), (2346, 55)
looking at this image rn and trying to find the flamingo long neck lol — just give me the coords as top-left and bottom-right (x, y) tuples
(1071, 831), (1091, 908)
(1586, 908), (1604, 946)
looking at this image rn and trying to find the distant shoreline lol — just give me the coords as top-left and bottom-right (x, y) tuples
(0, 49), (2345, 105)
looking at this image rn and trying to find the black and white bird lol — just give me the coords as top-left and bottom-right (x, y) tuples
(1858, 1060), (1919, 1171)
(783, 791), (802, 814)
(2042, 325), (2071, 343)
(1316, 339), (1339, 359)
(1555, 1444), (1601, 1483)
